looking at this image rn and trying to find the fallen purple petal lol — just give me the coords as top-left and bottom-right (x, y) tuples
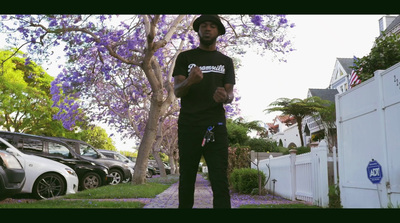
(143, 174), (310, 208)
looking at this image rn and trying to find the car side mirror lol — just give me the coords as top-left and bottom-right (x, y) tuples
(6, 148), (19, 156)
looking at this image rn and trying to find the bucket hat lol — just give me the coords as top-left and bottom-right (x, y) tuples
(193, 14), (226, 35)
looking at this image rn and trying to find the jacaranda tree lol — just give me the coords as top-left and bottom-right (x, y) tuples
(0, 14), (295, 184)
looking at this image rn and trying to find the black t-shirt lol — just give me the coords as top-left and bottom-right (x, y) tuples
(172, 48), (235, 126)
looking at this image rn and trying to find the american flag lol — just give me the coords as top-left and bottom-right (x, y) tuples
(349, 56), (362, 88)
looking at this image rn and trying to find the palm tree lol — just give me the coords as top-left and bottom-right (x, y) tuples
(264, 97), (330, 147)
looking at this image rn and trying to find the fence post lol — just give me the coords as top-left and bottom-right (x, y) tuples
(332, 146), (338, 186)
(312, 140), (329, 207)
(289, 149), (297, 201)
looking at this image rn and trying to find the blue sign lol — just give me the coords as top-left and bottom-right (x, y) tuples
(367, 160), (383, 184)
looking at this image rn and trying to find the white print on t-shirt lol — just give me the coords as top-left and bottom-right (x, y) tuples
(188, 63), (225, 74)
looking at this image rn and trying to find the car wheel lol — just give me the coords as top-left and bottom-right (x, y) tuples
(146, 170), (152, 178)
(32, 173), (65, 199)
(109, 169), (123, 185)
(81, 172), (101, 190)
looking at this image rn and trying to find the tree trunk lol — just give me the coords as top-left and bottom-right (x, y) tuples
(132, 93), (163, 184)
(131, 15), (178, 183)
(296, 117), (304, 147)
(153, 149), (167, 177)
(174, 158), (179, 174)
(168, 157), (175, 175)
(152, 120), (167, 177)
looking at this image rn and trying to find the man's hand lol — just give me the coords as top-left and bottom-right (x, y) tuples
(213, 87), (228, 103)
(187, 66), (203, 85)
(174, 66), (203, 98)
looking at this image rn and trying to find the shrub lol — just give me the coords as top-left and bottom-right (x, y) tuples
(227, 146), (250, 179)
(280, 146), (311, 155)
(246, 138), (279, 152)
(230, 168), (266, 194)
(296, 146), (311, 155)
(354, 32), (400, 83)
(328, 185), (342, 208)
(229, 169), (241, 192)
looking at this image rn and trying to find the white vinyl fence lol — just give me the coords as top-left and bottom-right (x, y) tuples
(336, 62), (400, 208)
(252, 140), (329, 207)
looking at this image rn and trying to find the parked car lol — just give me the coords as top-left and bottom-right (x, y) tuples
(0, 131), (113, 191)
(146, 163), (157, 178)
(52, 137), (133, 185)
(0, 137), (78, 199)
(98, 149), (153, 178)
(148, 160), (171, 175)
(127, 156), (136, 162)
(0, 150), (25, 200)
(97, 149), (136, 170)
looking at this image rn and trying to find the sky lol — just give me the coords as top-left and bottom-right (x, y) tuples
(0, 14), (392, 152)
(236, 14), (388, 124)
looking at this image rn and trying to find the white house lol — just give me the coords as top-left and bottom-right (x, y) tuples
(267, 115), (301, 148)
(265, 15), (399, 150)
(329, 58), (353, 94)
(377, 15), (400, 38)
(304, 88), (338, 148)
(267, 88), (338, 149)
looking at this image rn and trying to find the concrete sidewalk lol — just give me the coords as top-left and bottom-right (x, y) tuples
(143, 173), (307, 209)
(143, 174), (213, 208)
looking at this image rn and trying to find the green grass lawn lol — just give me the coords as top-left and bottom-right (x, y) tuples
(0, 175), (322, 209)
(64, 182), (170, 199)
(0, 199), (145, 208)
(0, 175), (179, 208)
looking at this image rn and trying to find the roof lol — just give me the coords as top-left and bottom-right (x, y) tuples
(267, 115), (297, 127)
(382, 15), (400, 35)
(274, 115), (296, 124)
(308, 88), (339, 103)
(337, 57), (354, 75)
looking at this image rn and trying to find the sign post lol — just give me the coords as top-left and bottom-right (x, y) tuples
(367, 159), (383, 207)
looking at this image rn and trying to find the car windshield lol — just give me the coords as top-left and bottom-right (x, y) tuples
(115, 153), (130, 162)
(0, 138), (13, 151)
(79, 144), (100, 158)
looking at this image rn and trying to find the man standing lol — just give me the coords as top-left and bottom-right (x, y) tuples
(173, 14), (235, 209)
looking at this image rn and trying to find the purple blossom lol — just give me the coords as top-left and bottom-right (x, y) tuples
(24, 58), (31, 65)
(49, 19), (58, 27)
(251, 15), (263, 26)
(188, 34), (194, 44)
(0, 14), (295, 142)
(283, 40), (291, 48)
(279, 17), (288, 25)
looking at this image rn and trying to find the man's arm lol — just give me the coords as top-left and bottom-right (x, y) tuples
(173, 66), (203, 98)
(213, 84), (234, 104)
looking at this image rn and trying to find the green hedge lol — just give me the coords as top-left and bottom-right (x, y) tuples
(230, 168), (266, 194)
